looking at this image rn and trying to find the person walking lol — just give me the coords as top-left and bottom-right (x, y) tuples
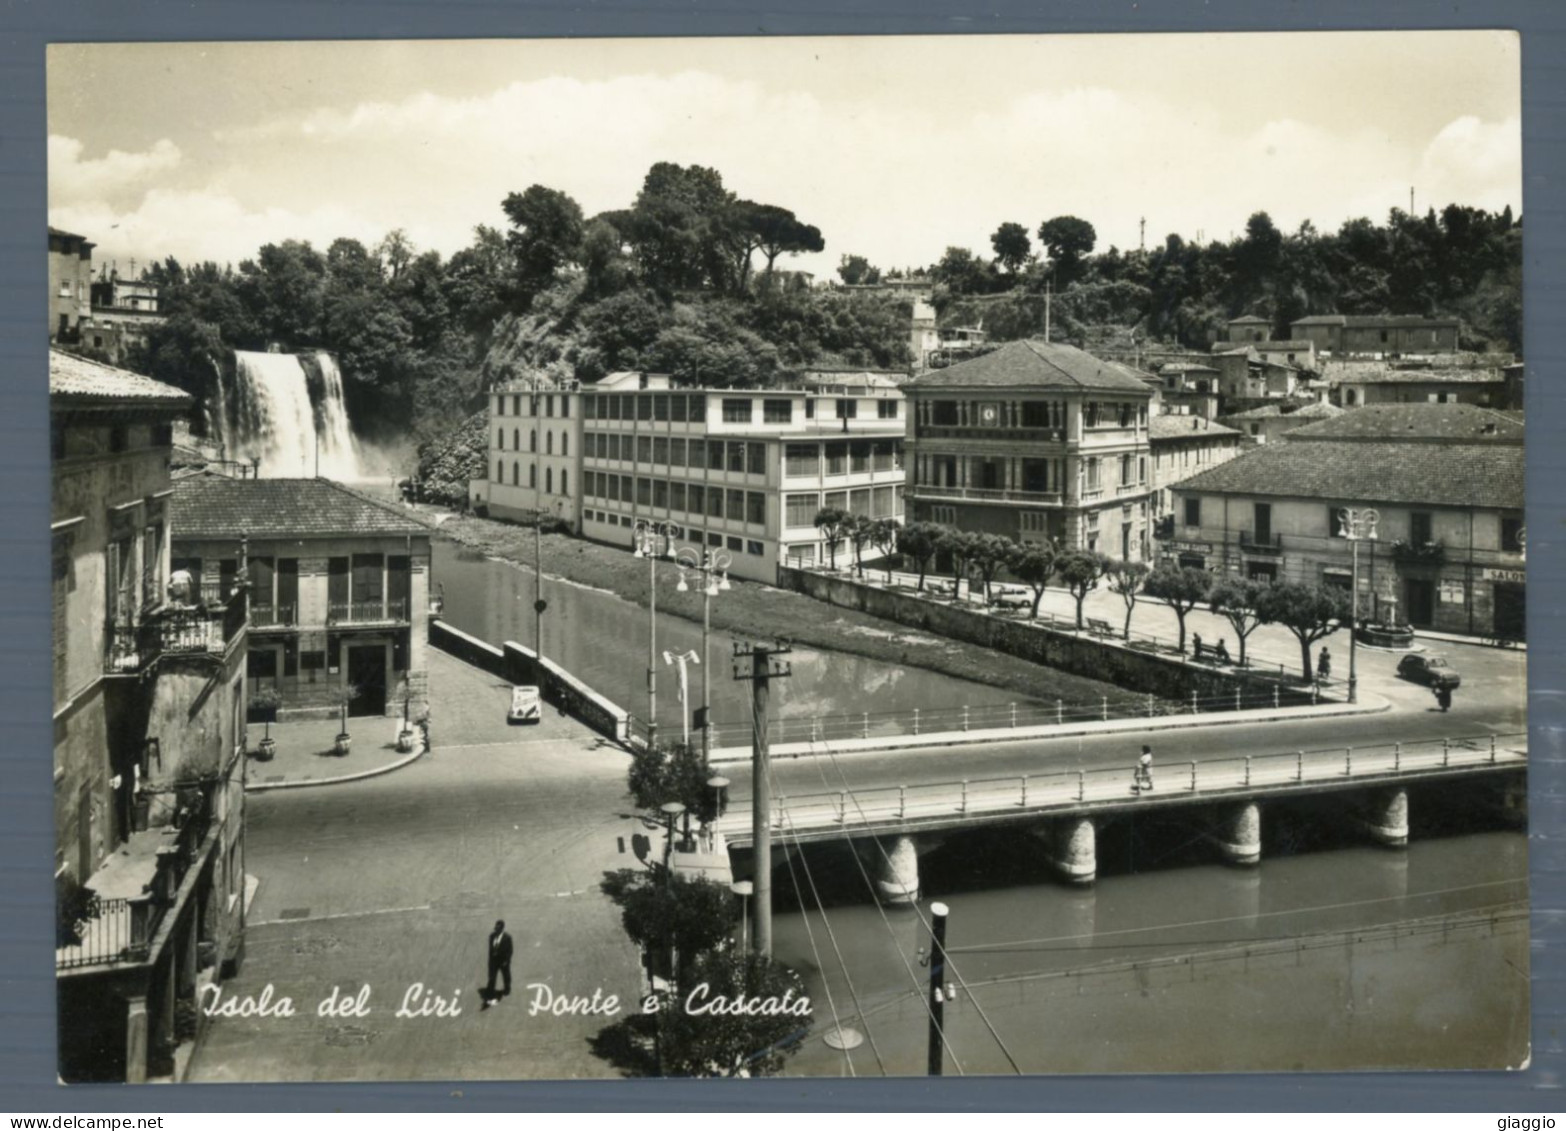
(1135, 745), (1154, 793)
(484, 919), (514, 1007)
(1318, 647), (1332, 681)
(1435, 684), (1453, 712)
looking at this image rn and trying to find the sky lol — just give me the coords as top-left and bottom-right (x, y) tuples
(47, 33), (1522, 280)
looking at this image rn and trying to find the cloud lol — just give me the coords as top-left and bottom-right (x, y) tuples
(1416, 115), (1523, 213)
(49, 135), (181, 205)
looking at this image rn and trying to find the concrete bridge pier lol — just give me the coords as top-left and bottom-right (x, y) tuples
(1037, 816), (1097, 885)
(858, 835), (923, 905)
(1210, 800), (1262, 866)
(1357, 787), (1409, 848)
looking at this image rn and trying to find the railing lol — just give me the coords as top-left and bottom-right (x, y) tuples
(913, 485), (1064, 505)
(327, 598), (410, 625)
(104, 603), (239, 674)
(716, 733), (1526, 839)
(251, 603), (298, 629)
(915, 427), (1064, 443)
(1239, 531), (1283, 555)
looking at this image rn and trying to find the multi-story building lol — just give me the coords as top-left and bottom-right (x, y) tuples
(904, 339), (1156, 559)
(170, 476), (433, 719)
(1170, 403), (1524, 637)
(1218, 400), (1343, 444)
(1336, 365), (1511, 409)
(49, 227), (95, 344)
(52, 350), (248, 1083)
(476, 371), (909, 582)
(1147, 414), (1242, 519)
(1291, 314), (1461, 356)
(88, 271), (165, 363)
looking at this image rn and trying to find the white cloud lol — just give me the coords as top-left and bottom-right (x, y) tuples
(49, 135), (181, 205)
(1416, 115), (1524, 213)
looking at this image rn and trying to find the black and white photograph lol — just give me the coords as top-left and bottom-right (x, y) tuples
(45, 31), (1528, 1083)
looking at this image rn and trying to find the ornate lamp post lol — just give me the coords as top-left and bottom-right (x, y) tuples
(633, 520), (676, 747)
(662, 649), (701, 745)
(674, 547), (732, 761)
(1338, 507), (1379, 703)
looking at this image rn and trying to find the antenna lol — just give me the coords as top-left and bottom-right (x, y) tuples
(1140, 217), (1146, 252)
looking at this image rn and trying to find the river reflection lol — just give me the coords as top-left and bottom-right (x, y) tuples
(431, 539), (1034, 735)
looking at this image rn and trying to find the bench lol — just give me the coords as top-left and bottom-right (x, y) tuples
(1086, 617), (1117, 639)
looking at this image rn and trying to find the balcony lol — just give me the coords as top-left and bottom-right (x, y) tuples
(1390, 539), (1447, 569)
(327, 597), (410, 626)
(1239, 531), (1284, 556)
(251, 603), (298, 629)
(57, 779), (217, 972)
(105, 596), (244, 675)
(912, 484), (1064, 506)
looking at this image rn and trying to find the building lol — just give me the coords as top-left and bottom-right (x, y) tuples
(910, 298), (940, 367)
(1225, 314), (1273, 343)
(1290, 314), (1461, 356)
(1210, 343), (1301, 399)
(476, 371), (909, 583)
(49, 227), (96, 344)
(1219, 400), (1344, 444)
(1336, 364), (1511, 409)
(904, 339), (1156, 559)
(1169, 403), (1524, 637)
(52, 350), (248, 1083)
(1147, 414), (1243, 519)
(170, 476), (433, 720)
(87, 271), (166, 362)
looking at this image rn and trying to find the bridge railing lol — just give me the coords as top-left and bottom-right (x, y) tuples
(718, 732), (1527, 836)
(712, 682), (1332, 748)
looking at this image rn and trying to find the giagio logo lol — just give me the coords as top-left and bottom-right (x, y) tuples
(1499, 1119), (1555, 1131)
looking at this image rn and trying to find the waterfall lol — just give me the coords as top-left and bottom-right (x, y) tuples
(218, 350), (365, 479)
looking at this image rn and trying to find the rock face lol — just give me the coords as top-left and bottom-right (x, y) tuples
(416, 410), (488, 504)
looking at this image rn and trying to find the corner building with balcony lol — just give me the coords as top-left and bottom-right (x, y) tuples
(1170, 403), (1525, 638)
(170, 476), (432, 720)
(904, 340), (1155, 559)
(51, 350), (248, 1083)
(477, 370), (908, 583)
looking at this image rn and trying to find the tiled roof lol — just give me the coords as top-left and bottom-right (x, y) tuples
(1149, 416), (1240, 440)
(1291, 313), (1458, 328)
(1176, 439), (1522, 509)
(1340, 367), (1505, 384)
(50, 349), (191, 406)
(1283, 403), (1523, 444)
(906, 339), (1153, 393)
(1220, 402), (1340, 421)
(1249, 340), (1315, 351)
(1291, 315), (1347, 326)
(1211, 343), (1255, 355)
(170, 475), (431, 540)
(1159, 363), (1219, 375)
(1228, 315), (1270, 324)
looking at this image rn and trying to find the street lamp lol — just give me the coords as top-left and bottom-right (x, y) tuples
(1338, 507), (1379, 703)
(730, 879), (753, 953)
(662, 649), (701, 745)
(634, 520), (676, 747)
(674, 547), (733, 761)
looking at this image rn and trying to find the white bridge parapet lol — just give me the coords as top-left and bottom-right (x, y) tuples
(717, 732), (1526, 847)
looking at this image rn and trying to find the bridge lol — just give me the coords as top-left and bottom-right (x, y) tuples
(710, 732), (1527, 902)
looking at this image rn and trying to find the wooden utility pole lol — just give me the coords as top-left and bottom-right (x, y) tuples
(733, 639), (791, 959)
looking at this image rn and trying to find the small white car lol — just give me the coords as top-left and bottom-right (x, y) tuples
(508, 685), (542, 724)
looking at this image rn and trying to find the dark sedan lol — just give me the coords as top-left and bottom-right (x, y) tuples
(1396, 653), (1462, 689)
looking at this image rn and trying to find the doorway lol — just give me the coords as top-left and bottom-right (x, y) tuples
(347, 645), (387, 717)
(1493, 582), (1526, 641)
(1404, 578), (1435, 628)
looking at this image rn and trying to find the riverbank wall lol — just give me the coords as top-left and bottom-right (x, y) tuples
(429, 618), (635, 747)
(776, 567), (1313, 706)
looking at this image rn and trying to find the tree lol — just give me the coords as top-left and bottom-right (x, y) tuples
(376, 228), (417, 282)
(814, 507), (850, 569)
(966, 534), (1013, 602)
(837, 254), (880, 286)
(931, 246), (992, 296)
(937, 527), (976, 596)
(627, 162), (737, 293)
(502, 185), (586, 298)
(1254, 580), (1351, 682)
(1055, 549), (1108, 629)
(600, 869), (736, 979)
(1143, 565), (1213, 654)
(1105, 559), (1151, 640)
(1208, 577), (1273, 667)
(1007, 541), (1057, 618)
(653, 950), (811, 1077)
(845, 513), (876, 578)
(870, 518), (901, 582)
(1038, 216), (1097, 284)
(627, 738), (717, 824)
(991, 221), (1033, 275)
(740, 202), (825, 286)
(896, 521), (942, 590)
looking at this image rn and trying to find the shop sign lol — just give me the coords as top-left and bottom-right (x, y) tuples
(1482, 567), (1527, 584)
(1168, 540), (1213, 554)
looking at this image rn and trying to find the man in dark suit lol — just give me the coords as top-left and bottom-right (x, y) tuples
(485, 919), (513, 1005)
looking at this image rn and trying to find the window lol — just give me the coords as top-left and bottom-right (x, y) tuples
(670, 438), (686, 467)
(722, 398), (753, 424)
(1183, 497), (1201, 528)
(498, 429), (505, 450)
(638, 396), (653, 422)
(785, 493), (819, 527)
(687, 394), (705, 421)
(747, 540), (764, 556)
(638, 436), (653, 463)
(688, 439), (706, 468)
(654, 480), (668, 508)
(824, 490), (848, 512)
(932, 401), (958, 426)
(727, 442), (746, 474)
(654, 395), (669, 422)
(1120, 454), (1133, 485)
(546, 468), (553, 493)
(727, 536), (744, 552)
(747, 442), (766, 476)
(530, 430), (537, 453)
(878, 400), (898, 419)
(561, 397), (570, 419)
(637, 478), (652, 506)
(836, 399), (858, 420)
(728, 489), (746, 522)
(1410, 511), (1433, 545)
(546, 395), (555, 417)
(529, 464), (536, 488)
(1139, 457), (1147, 484)
(764, 399), (792, 424)
(688, 484), (705, 514)
(546, 432), (553, 455)
(786, 444), (819, 477)
(1084, 402), (1101, 428)
(109, 426), (127, 453)
(671, 482), (686, 512)
(707, 441), (724, 471)
(1501, 514), (1524, 552)
(1085, 457), (1101, 491)
(561, 469), (569, 496)
(497, 460), (503, 481)
(654, 437), (670, 466)
(826, 442), (847, 476)
(804, 398), (815, 419)
(669, 395), (687, 423)
(707, 489), (724, 518)
(562, 434), (569, 457)
(746, 492), (766, 526)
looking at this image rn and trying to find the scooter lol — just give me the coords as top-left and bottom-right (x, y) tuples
(1434, 685), (1453, 712)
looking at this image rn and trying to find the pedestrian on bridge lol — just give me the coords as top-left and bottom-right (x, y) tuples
(1135, 745), (1154, 793)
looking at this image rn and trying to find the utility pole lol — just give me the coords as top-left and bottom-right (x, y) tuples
(1139, 216), (1146, 252)
(733, 639), (792, 959)
(533, 391), (547, 666)
(927, 902), (950, 1076)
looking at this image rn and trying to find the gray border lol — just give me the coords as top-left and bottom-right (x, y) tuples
(3, 0), (1560, 1111)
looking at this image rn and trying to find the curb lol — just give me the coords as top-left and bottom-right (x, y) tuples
(246, 743), (427, 792)
(708, 696), (1392, 764)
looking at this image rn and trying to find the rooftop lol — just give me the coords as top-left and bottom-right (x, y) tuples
(1291, 314), (1460, 328)
(1247, 340), (1315, 351)
(906, 339), (1153, 394)
(1149, 416), (1240, 440)
(50, 349), (191, 407)
(1283, 402), (1524, 444)
(1228, 315), (1270, 325)
(1177, 439), (1522, 509)
(170, 475), (432, 540)
(1339, 367), (1506, 385)
(1221, 401), (1344, 422)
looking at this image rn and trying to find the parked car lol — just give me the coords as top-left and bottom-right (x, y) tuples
(988, 589), (1032, 611)
(1396, 653), (1462, 689)
(508, 685), (542, 724)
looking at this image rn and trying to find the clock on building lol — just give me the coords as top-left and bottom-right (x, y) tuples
(979, 403), (999, 425)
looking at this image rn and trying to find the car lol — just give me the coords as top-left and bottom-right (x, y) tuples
(508, 685), (542, 724)
(1396, 653), (1462, 689)
(988, 590), (1032, 611)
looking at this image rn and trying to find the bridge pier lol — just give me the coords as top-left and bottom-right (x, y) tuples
(859, 835), (922, 905)
(1357, 787), (1409, 848)
(1039, 816), (1097, 884)
(1211, 800), (1262, 866)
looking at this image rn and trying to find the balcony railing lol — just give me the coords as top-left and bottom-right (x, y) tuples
(913, 484), (1064, 505)
(327, 598), (410, 626)
(1239, 531), (1284, 555)
(251, 603), (298, 629)
(105, 598), (245, 676)
(1390, 539), (1447, 568)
